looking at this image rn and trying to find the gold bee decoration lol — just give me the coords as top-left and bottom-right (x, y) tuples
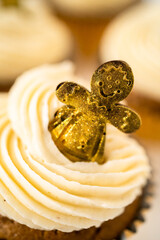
(49, 61), (141, 164)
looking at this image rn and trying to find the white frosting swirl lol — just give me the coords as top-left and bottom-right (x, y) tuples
(50, 0), (138, 17)
(100, 3), (160, 101)
(0, 62), (150, 232)
(0, 0), (72, 84)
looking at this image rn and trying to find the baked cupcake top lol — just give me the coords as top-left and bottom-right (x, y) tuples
(100, 3), (160, 101)
(0, 0), (72, 84)
(0, 62), (150, 232)
(50, 0), (139, 17)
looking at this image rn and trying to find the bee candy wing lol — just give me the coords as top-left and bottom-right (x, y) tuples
(56, 82), (90, 109)
(107, 104), (141, 133)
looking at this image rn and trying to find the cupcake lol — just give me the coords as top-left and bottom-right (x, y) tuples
(0, 0), (73, 90)
(47, 0), (141, 57)
(100, 3), (160, 140)
(48, 0), (141, 18)
(0, 61), (150, 240)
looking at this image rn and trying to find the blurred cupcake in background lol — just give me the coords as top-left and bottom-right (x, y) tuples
(47, 0), (141, 57)
(47, 0), (141, 18)
(0, 0), (73, 91)
(100, 3), (160, 140)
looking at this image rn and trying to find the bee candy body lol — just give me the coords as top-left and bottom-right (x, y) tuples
(49, 61), (141, 164)
(49, 105), (106, 164)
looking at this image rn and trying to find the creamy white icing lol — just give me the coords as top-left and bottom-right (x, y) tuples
(100, 3), (160, 101)
(0, 0), (72, 84)
(50, 0), (138, 16)
(0, 62), (150, 232)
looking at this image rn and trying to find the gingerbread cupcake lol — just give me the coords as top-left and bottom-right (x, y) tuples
(47, 0), (141, 57)
(0, 61), (151, 240)
(0, 0), (72, 91)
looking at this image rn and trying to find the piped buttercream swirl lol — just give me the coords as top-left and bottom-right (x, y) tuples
(0, 62), (150, 232)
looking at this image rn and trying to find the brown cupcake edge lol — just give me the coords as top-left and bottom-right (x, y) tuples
(0, 181), (153, 240)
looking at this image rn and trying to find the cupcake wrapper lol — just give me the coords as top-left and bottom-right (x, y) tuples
(117, 180), (153, 240)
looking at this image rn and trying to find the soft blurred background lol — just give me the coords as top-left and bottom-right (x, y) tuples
(0, 0), (159, 239)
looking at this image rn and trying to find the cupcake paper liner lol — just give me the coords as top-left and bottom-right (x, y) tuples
(116, 180), (153, 240)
